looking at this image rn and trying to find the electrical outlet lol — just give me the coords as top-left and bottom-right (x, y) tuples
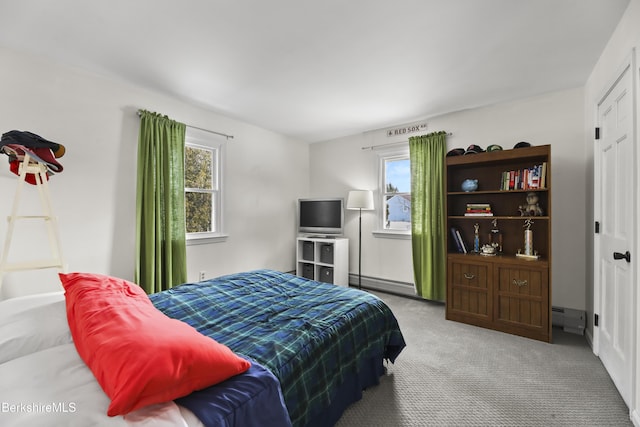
(199, 271), (206, 281)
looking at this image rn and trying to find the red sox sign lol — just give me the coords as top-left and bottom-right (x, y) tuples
(386, 123), (427, 137)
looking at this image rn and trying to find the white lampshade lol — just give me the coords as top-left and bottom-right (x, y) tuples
(346, 190), (374, 210)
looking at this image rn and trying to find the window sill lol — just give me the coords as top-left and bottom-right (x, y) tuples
(186, 234), (229, 245)
(372, 230), (411, 240)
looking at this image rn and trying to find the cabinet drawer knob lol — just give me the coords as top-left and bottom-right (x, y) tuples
(463, 273), (475, 280)
(513, 279), (528, 287)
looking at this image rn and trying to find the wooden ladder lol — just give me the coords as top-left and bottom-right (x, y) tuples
(0, 153), (66, 293)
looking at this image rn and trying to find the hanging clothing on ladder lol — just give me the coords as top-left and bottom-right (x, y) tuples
(0, 130), (66, 184)
(0, 130), (67, 294)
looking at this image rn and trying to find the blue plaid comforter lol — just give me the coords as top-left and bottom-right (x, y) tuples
(150, 269), (406, 427)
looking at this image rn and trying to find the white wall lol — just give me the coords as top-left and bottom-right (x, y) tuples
(310, 87), (586, 310)
(0, 45), (309, 298)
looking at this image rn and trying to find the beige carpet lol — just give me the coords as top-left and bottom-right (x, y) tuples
(335, 291), (631, 427)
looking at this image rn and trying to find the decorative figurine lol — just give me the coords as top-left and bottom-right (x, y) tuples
(518, 192), (543, 216)
(473, 222), (480, 253)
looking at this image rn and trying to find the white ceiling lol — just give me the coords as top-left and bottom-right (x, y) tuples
(0, 0), (630, 143)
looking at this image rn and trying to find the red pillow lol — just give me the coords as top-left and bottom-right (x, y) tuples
(60, 272), (250, 416)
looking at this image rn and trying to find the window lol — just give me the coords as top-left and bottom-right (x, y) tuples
(184, 129), (226, 244)
(376, 148), (412, 238)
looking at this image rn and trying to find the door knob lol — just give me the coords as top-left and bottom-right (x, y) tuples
(613, 251), (631, 263)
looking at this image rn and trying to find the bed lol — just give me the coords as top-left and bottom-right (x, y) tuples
(0, 269), (406, 426)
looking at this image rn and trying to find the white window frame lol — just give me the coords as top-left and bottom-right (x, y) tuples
(184, 128), (227, 245)
(373, 146), (411, 240)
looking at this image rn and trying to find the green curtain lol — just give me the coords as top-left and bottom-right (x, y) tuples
(135, 110), (187, 294)
(409, 131), (447, 301)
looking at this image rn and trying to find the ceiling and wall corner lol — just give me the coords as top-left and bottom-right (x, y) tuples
(0, 0), (630, 143)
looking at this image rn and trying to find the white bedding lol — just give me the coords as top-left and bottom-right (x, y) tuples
(0, 292), (204, 427)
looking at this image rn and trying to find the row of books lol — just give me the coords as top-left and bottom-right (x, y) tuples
(450, 227), (469, 253)
(500, 162), (547, 191)
(465, 203), (493, 217)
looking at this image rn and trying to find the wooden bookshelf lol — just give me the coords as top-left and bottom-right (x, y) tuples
(446, 145), (552, 342)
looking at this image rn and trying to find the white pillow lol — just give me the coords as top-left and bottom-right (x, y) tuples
(0, 291), (72, 364)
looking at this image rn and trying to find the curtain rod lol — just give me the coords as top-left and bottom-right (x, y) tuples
(361, 132), (452, 150)
(136, 110), (234, 140)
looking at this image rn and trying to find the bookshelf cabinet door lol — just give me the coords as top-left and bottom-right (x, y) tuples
(494, 263), (549, 341)
(447, 258), (492, 323)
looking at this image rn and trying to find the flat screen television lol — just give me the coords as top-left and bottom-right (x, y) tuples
(297, 198), (344, 236)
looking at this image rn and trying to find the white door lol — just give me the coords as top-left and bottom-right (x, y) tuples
(594, 61), (634, 407)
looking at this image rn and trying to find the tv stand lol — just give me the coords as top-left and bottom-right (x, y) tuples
(296, 236), (348, 286)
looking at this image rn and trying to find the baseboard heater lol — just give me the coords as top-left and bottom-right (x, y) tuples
(348, 273), (416, 297)
(552, 306), (586, 335)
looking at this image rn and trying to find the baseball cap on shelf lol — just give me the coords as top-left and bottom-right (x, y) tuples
(486, 144), (503, 152)
(446, 148), (465, 157)
(514, 141), (532, 149)
(1, 130), (66, 158)
(1, 144), (63, 174)
(464, 144), (484, 155)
